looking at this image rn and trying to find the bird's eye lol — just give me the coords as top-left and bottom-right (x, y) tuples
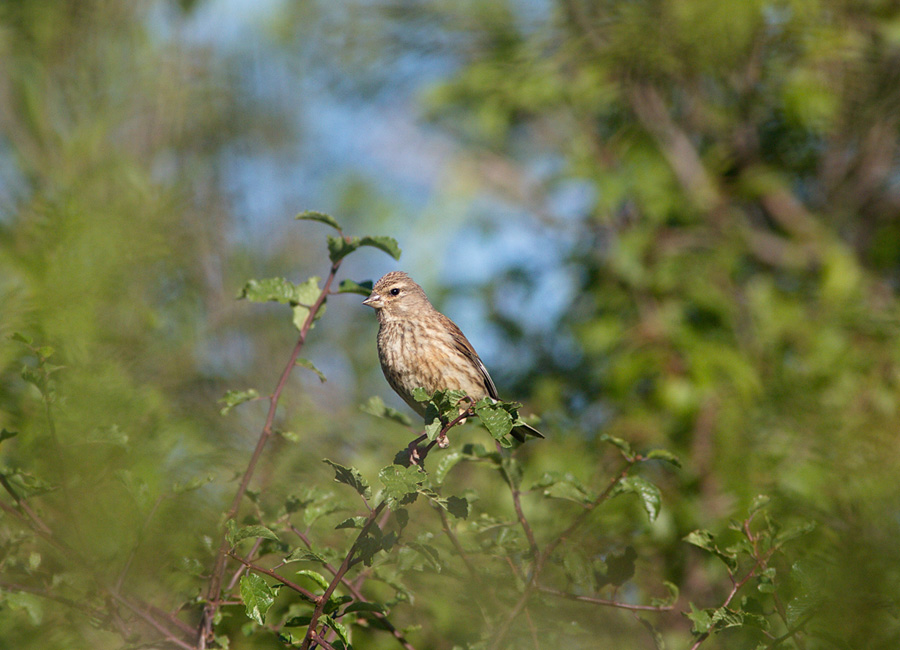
(389, 288), (401, 296)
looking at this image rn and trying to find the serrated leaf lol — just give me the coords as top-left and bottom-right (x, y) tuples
(613, 476), (661, 521)
(412, 387), (431, 402)
(219, 389), (260, 415)
(240, 573), (275, 625)
(379, 465), (424, 508)
(337, 279), (373, 296)
(296, 569), (330, 590)
(335, 516), (369, 530)
(645, 448), (681, 468)
(226, 521), (280, 547)
(687, 603), (712, 634)
(445, 495), (469, 520)
(474, 402), (514, 440)
(323, 459), (372, 499)
(358, 235), (401, 260)
(0, 429), (19, 443)
(238, 278), (299, 303)
(684, 529), (716, 552)
(360, 396), (412, 426)
(296, 210), (342, 231)
(295, 357), (326, 382)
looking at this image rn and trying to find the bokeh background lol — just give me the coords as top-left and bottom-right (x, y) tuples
(2, 0), (900, 648)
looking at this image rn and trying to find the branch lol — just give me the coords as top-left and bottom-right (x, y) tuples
(537, 585), (674, 612)
(199, 261), (342, 647)
(226, 551), (318, 602)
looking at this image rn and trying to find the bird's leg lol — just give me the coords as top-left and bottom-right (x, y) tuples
(407, 433), (427, 466)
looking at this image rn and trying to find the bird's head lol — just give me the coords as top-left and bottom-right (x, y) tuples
(363, 271), (431, 319)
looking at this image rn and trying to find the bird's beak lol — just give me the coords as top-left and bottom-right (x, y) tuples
(362, 292), (382, 308)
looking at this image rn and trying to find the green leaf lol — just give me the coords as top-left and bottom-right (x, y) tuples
(343, 601), (385, 615)
(172, 473), (215, 494)
(358, 235), (401, 260)
(684, 529), (738, 570)
(296, 569), (330, 590)
(284, 549), (327, 564)
(684, 529), (716, 552)
(219, 389), (260, 415)
(337, 278), (374, 296)
(360, 396), (412, 426)
(474, 401), (514, 440)
(296, 210), (342, 231)
(226, 521), (280, 547)
(0, 429), (19, 443)
(10, 332), (33, 345)
(686, 603), (712, 635)
(379, 464), (424, 508)
(240, 573), (275, 625)
(291, 276), (325, 331)
(85, 425), (129, 447)
(534, 471), (594, 504)
(445, 495), (469, 520)
(4, 592), (43, 625)
(238, 278), (300, 303)
(599, 434), (634, 459)
(327, 234), (360, 263)
(749, 494), (771, 514)
(645, 448), (681, 468)
(321, 614), (351, 646)
(652, 581), (680, 608)
(411, 387), (431, 402)
(612, 476), (662, 522)
(336, 516), (369, 530)
(323, 459), (372, 499)
(296, 357), (326, 382)
(433, 451), (463, 485)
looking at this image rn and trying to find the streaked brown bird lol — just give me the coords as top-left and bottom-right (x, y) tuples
(363, 271), (544, 443)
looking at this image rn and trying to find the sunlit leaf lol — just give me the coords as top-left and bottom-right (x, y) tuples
(240, 573), (275, 625)
(296, 210), (342, 231)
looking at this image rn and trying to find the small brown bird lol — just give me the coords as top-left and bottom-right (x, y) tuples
(363, 271), (544, 443)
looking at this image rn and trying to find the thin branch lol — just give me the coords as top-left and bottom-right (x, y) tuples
(226, 551), (318, 602)
(289, 524), (418, 650)
(225, 537), (264, 593)
(108, 591), (195, 650)
(299, 502), (388, 650)
(537, 585), (674, 612)
(200, 260), (342, 646)
(0, 474), (53, 535)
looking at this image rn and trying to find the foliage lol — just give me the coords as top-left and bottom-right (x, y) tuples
(3, 1), (900, 649)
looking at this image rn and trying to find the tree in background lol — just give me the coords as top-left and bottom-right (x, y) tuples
(1, 1), (900, 649)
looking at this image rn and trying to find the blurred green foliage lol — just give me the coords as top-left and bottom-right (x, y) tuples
(2, 1), (900, 650)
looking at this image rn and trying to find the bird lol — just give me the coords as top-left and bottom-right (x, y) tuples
(363, 271), (544, 443)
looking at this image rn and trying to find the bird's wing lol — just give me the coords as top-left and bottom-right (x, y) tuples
(443, 315), (500, 400)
